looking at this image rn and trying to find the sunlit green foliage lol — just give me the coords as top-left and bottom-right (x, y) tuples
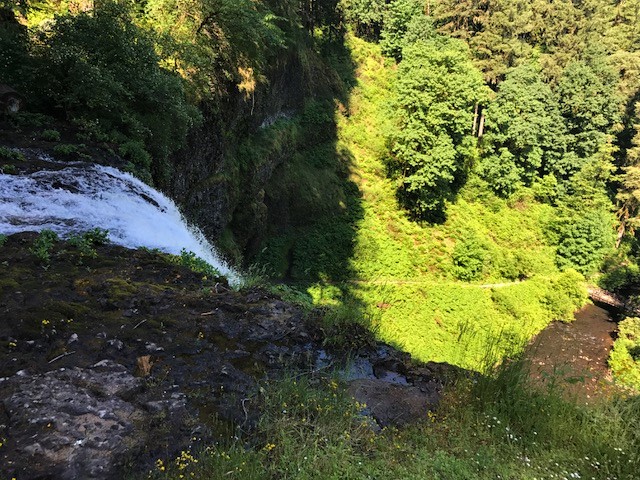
(610, 316), (640, 390)
(556, 58), (620, 159)
(616, 102), (640, 241)
(550, 207), (615, 275)
(451, 235), (487, 281)
(479, 63), (567, 194)
(387, 34), (486, 221)
(142, 0), (288, 98)
(434, 0), (534, 84)
(379, 0), (424, 59)
(323, 36), (589, 370)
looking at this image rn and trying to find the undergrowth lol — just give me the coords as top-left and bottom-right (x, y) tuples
(609, 317), (640, 390)
(260, 35), (591, 371)
(68, 228), (110, 261)
(29, 229), (59, 265)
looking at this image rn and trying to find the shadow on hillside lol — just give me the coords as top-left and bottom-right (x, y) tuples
(244, 30), (363, 292)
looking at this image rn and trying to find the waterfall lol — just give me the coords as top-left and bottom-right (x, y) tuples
(0, 158), (238, 283)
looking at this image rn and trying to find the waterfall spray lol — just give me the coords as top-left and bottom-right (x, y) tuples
(0, 160), (238, 283)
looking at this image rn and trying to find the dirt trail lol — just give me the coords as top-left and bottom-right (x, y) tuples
(352, 278), (522, 288)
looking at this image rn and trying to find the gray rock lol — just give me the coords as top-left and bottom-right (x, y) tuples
(145, 392), (187, 415)
(106, 339), (124, 351)
(1, 362), (147, 479)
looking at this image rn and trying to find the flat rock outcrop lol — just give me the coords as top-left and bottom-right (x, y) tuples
(0, 233), (461, 479)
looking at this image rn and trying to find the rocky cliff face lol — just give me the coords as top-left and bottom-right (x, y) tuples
(165, 52), (308, 262)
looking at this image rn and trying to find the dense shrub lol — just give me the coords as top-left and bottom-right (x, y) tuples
(29, 3), (199, 183)
(540, 269), (587, 321)
(550, 208), (615, 275)
(452, 236), (488, 281)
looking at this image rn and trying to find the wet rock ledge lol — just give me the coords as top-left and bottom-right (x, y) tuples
(0, 233), (460, 479)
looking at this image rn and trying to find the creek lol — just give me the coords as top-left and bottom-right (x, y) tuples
(0, 155), (237, 282)
(527, 304), (619, 400)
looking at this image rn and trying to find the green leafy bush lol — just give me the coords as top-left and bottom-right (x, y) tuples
(173, 249), (221, 279)
(68, 228), (109, 260)
(540, 269), (587, 321)
(41, 129), (61, 142)
(0, 235), (7, 247)
(496, 250), (536, 281)
(452, 236), (488, 281)
(551, 208), (615, 275)
(0, 146), (25, 163)
(53, 143), (78, 156)
(610, 317), (640, 390)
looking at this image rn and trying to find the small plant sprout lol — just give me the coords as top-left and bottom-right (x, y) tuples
(30, 229), (59, 265)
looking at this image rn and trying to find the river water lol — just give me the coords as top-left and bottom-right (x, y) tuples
(0, 157), (238, 282)
(526, 304), (618, 401)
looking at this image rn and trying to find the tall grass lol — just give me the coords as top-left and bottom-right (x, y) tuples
(463, 351), (640, 479)
(143, 363), (640, 480)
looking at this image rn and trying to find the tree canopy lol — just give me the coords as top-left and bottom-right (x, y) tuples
(387, 33), (487, 221)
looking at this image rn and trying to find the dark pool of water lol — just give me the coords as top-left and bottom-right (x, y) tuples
(526, 304), (618, 401)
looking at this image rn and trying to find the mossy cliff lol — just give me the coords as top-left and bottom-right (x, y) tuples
(0, 2), (355, 270)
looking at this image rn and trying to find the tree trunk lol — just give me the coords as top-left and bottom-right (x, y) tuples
(616, 222), (625, 249)
(472, 102), (478, 135)
(478, 112), (485, 138)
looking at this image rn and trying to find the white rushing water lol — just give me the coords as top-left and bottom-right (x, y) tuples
(0, 159), (238, 283)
